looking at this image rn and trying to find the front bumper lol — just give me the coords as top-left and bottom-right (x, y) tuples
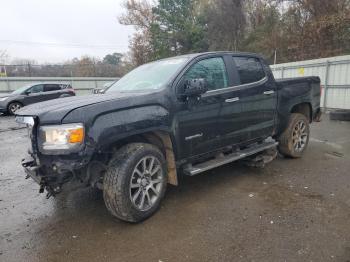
(21, 154), (87, 197)
(22, 157), (45, 191)
(0, 100), (8, 112)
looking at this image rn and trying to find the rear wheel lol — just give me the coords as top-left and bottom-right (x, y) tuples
(103, 143), (167, 223)
(8, 102), (22, 115)
(278, 113), (310, 158)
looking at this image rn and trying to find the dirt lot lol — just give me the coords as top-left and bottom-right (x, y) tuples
(0, 114), (350, 262)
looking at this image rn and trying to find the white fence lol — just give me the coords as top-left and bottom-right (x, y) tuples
(0, 77), (119, 95)
(2, 58), (350, 109)
(271, 55), (350, 110)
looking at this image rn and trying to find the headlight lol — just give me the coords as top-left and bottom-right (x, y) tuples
(0, 97), (8, 101)
(39, 123), (84, 151)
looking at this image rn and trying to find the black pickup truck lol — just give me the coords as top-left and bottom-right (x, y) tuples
(16, 52), (321, 222)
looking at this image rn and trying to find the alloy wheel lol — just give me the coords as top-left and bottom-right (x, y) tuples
(129, 156), (164, 211)
(9, 103), (22, 114)
(292, 120), (308, 153)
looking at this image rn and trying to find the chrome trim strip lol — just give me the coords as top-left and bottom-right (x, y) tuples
(225, 97), (240, 103)
(205, 76), (268, 96)
(185, 133), (203, 141)
(263, 90), (275, 95)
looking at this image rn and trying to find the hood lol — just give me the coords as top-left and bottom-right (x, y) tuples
(0, 93), (12, 98)
(16, 92), (148, 124)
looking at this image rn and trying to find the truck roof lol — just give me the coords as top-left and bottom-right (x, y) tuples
(168, 51), (264, 60)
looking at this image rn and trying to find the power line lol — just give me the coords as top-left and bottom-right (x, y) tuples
(0, 39), (128, 50)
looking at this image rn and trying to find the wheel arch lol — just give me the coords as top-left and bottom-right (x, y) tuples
(290, 102), (312, 123)
(7, 100), (23, 113)
(100, 130), (178, 186)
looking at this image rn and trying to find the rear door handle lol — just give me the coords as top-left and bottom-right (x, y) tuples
(225, 97), (239, 103)
(263, 90), (275, 95)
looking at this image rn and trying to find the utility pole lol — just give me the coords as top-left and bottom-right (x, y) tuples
(92, 59), (98, 89)
(274, 49), (277, 65)
(28, 62), (32, 77)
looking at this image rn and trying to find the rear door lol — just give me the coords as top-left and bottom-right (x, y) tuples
(232, 56), (277, 141)
(215, 55), (244, 147)
(43, 84), (62, 100)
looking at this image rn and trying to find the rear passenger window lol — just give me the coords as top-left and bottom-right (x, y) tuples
(44, 84), (61, 92)
(233, 57), (266, 85)
(184, 57), (228, 91)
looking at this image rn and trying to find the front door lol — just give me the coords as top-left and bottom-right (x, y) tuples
(23, 84), (44, 105)
(175, 56), (230, 159)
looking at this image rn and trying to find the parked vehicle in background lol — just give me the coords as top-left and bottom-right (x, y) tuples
(16, 52), (321, 223)
(0, 83), (75, 115)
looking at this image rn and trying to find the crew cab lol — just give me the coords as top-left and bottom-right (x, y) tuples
(15, 52), (321, 222)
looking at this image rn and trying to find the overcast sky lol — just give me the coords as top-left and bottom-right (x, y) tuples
(0, 0), (134, 64)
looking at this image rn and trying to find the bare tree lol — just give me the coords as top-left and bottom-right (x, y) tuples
(200, 0), (247, 51)
(119, 0), (156, 65)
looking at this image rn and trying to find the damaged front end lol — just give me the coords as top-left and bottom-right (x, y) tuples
(17, 116), (97, 198)
(22, 156), (69, 198)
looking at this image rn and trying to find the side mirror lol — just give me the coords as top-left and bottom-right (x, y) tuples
(24, 91), (30, 95)
(183, 78), (208, 97)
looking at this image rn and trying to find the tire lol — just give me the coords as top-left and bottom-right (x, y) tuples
(8, 102), (23, 115)
(278, 113), (310, 158)
(103, 143), (167, 223)
(329, 110), (350, 121)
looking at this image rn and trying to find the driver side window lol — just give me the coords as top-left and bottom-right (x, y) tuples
(184, 57), (228, 91)
(28, 84), (44, 94)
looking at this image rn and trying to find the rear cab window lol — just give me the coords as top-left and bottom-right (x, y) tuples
(233, 56), (266, 85)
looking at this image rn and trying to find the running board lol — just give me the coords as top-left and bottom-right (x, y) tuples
(184, 141), (278, 176)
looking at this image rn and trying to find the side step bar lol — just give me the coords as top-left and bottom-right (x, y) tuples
(184, 141), (278, 176)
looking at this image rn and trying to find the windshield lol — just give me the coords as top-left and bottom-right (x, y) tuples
(106, 57), (189, 93)
(11, 84), (31, 95)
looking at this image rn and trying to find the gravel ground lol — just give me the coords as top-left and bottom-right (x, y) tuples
(0, 114), (350, 262)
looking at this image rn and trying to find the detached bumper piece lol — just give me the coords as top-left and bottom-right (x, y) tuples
(314, 109), (322, 122)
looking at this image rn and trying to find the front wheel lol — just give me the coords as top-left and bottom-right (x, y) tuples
(8, 102), (22, 115)
(278, 113), (310, 158)
(103, 143), (167, 223)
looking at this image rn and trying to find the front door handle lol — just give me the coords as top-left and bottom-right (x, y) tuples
(225, 97), (240, 103)
(263, 90), (275, 95)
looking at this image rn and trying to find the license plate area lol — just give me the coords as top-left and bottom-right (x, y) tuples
(15, 116), (35, 126)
